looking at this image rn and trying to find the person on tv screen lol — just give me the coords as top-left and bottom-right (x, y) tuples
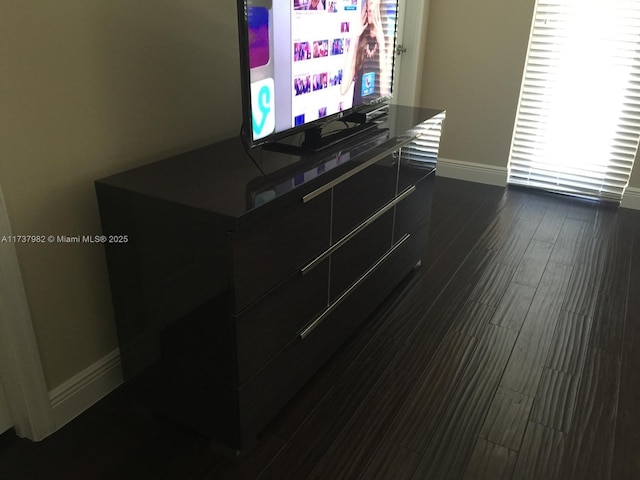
(307, 0), (325, 10)
(341, 0), (390, 105)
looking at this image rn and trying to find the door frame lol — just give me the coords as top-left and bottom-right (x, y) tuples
(0, 183), (55, 440)
(393, 0), (431, 107)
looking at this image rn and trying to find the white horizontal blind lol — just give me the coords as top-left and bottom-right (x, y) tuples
(508, 0), (640, 202)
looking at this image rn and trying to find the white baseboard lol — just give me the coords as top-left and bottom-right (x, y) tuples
(436, 159), (640, 211)
(622, 187), (640, 211)
(49, 349), (123, 430)
(436, 158), (508, 187)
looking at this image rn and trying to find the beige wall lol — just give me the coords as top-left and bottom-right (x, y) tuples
(419, 0), (640, 190)
(0, 1), (242, 389)
(419, 0), (535, 169)
(3, 0), (639, 395)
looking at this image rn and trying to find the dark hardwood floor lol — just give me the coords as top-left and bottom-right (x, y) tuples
(1, 177), (639, 479)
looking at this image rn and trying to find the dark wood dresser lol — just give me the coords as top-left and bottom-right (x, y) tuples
(95, 105), (445, 452)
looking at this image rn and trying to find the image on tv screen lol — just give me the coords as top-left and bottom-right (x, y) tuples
(243, 0), (398, 142)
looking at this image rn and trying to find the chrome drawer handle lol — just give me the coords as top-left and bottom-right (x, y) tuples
(298, 233), (411, 339)
(300, 185), (416, 276)
(302, 135), (418, 204)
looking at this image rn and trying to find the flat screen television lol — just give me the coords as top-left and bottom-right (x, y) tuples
(237, 0), (400, 150)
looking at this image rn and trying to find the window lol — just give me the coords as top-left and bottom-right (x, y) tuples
(508, 0), (640, 202)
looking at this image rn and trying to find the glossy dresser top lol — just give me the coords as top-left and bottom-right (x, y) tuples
(95, 105), (444, 221)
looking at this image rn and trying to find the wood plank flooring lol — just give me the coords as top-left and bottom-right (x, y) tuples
(1, 177), (639, 479)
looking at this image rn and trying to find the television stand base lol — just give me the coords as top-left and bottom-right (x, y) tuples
(342, 105), (389, 124)
(263, 121), (383, 156)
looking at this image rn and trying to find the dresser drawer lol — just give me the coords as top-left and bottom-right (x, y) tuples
(330, 209), (394, 300)
(236, 261), (386, 444)
(236, 222), (423, 444)
(331, 156), (397, 242)
(235, 259), (329, 385)
(232, 190), (331, 312)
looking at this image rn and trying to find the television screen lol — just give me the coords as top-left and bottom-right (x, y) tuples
(238, 0), (399, 147)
